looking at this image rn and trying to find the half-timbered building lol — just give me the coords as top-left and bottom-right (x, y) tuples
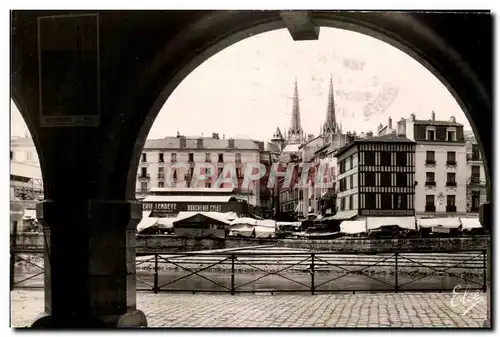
(334, 134), (416, 220)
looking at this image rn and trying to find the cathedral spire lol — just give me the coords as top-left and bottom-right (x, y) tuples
(326, 74), (336, 126)
(291, 77), (301, 131)
(287, 78), (304, 144)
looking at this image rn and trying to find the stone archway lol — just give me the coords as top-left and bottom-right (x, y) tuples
(10, 11), (492, 328)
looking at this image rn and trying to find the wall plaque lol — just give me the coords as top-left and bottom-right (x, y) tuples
(38, 14), (100, 127)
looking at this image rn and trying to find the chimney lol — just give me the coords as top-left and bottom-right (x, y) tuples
(176, 131), (181, 138)
(197, 138), (203, 149)
(212, 133), (219, 139)
(450, 116), (456, 123)
(228, 139), (235, 148)
(410, 113), (416, 121)
(431, 111), (436, 121)
(388, 117), (392, 129)
(397, 120), (406, 136)
(180, 137), (186, 148)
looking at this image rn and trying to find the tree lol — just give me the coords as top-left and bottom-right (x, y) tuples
(319, 188), (337, 215)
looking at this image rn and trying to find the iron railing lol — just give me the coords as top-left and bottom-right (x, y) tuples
(11, 248), (487, 294)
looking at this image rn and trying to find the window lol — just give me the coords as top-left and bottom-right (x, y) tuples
(349, 175), (354, 189)
(471, 165), (480, 183)
(173, 170), (177, 181)
(396, 173), (406, 187)
(425, 195), (435, 212)
(158, 153), (164, 162)
(425, 151), (435, 164)
(235, 153), (241, 162)
(349, 195), (353, 210)
(447, 151), (456, 165)
(446, 195), (456, 212)
(218, 167), (223, 179)
(426, 195), (435, 206)
(218, 153), (224, 163)
(381, 172), (391, 187)
(393, 194), (405, 209)
(236, 168), (242, 178)
(158, 167), (164, 178)
(426, 129), (435, 140)
(365, 193), (376, 210)
(188, 153), (194, 162)
(426, 172), (435, 183)
(447, 130), (456, 141)
(339, 160), (346, 174)
(340, 197), (345, 211)
(348, 156), (353, 169)
(447, 195), (456, 206)
(381, 194), (392, 209)
(141, 153), (147, 162)
(471, 144), (481, 161)
(205, 153), (211, 162)
(365, 172), (375, 186)
(471, 191), (480, 212)
(396, 152), (407, 166)
(141, 167), (147, 177)
(206, 182), (212, 188)
(364, 152), (375, 166)
(446, 172), (456, 186)
(158, 181), (164, 188)
(140, 182), (148, 192)
(171, 153), (177, 163)
(380, 151), (391, 166)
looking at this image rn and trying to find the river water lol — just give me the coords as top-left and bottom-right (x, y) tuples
(15, 269), (484, 293)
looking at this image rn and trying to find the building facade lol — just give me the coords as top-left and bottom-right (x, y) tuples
(136, 133), (263, 209)
(464, 130), (488, 213)
(394, 112), (467, 216)
(334, 134), (416, 220)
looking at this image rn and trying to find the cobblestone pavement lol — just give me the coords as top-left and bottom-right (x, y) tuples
(11, 290), (487, 328)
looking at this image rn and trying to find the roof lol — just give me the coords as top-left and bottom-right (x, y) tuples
(144, 137), (261, 150)
(173, 212), (231, 225)
(142, 195), (235, 203)
(413, 119), (463, 127)
(334, 134), (415, 157)
(266, 142), (281, 153)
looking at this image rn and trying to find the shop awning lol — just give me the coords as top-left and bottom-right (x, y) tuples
(460, 217), (482, 230)
(173, 212), (231, 226)
(323, 210), (358, 221)
(367, 217), (416, 231)
(137, 213), (158, 232)
(340, 220), (367, 234)
(231, 217), (258, 226)
(418, 217), (461, 229)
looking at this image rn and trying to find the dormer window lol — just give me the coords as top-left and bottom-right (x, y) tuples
(446, 127), (456, 141)
(426, 127), (436, 140)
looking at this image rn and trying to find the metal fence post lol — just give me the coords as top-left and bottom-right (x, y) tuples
(153, 254), (159, 294)
(483, 250), (487, 293)
(231, 254), (235, 295)
(10, 221), (18, 291)
(310, 253), (315, 295)
(394, 252), (399, 292)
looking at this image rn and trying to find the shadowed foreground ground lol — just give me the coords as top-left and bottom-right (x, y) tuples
(11, 289), (486, 328)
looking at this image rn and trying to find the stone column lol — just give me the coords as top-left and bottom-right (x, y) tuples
(32, 200), (147, 328)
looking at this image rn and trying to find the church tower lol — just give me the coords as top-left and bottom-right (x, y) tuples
(322, 74), (340, 143)
(270, 126), (286, 151)
(287, 78), (305, 144)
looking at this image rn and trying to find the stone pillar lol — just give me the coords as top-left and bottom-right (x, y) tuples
(480, 202), (491, 328)
(32, 200), (147, 328)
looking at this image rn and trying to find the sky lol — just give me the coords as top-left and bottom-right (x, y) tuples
(10, 27), (471, 143)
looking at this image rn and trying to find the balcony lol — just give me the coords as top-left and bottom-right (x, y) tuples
(467, 154), (481, 161)
(425, 159), (436, 166)
(446, 160), (457, 166)
(157, 174), (165, 180)
(446, 205), (457, 212)
(446, 181), (457, 187)
(425, 181), (436, 187)
(425, 205), (436, 212)
(137, 174), (150, 180)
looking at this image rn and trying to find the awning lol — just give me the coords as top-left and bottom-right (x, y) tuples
(340, 220), (367, 234)
(460, 217), (482, 230)
(418, 217), (461, 229)
(137, 211), (158, 232)
(323, 210), (358, 221)
(22, 209), (37, 220)
(256, 219), (276, 228)
(231, 217), (258, 226)
(156, 217), (175, 229)
(367, 217), (416, 231)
